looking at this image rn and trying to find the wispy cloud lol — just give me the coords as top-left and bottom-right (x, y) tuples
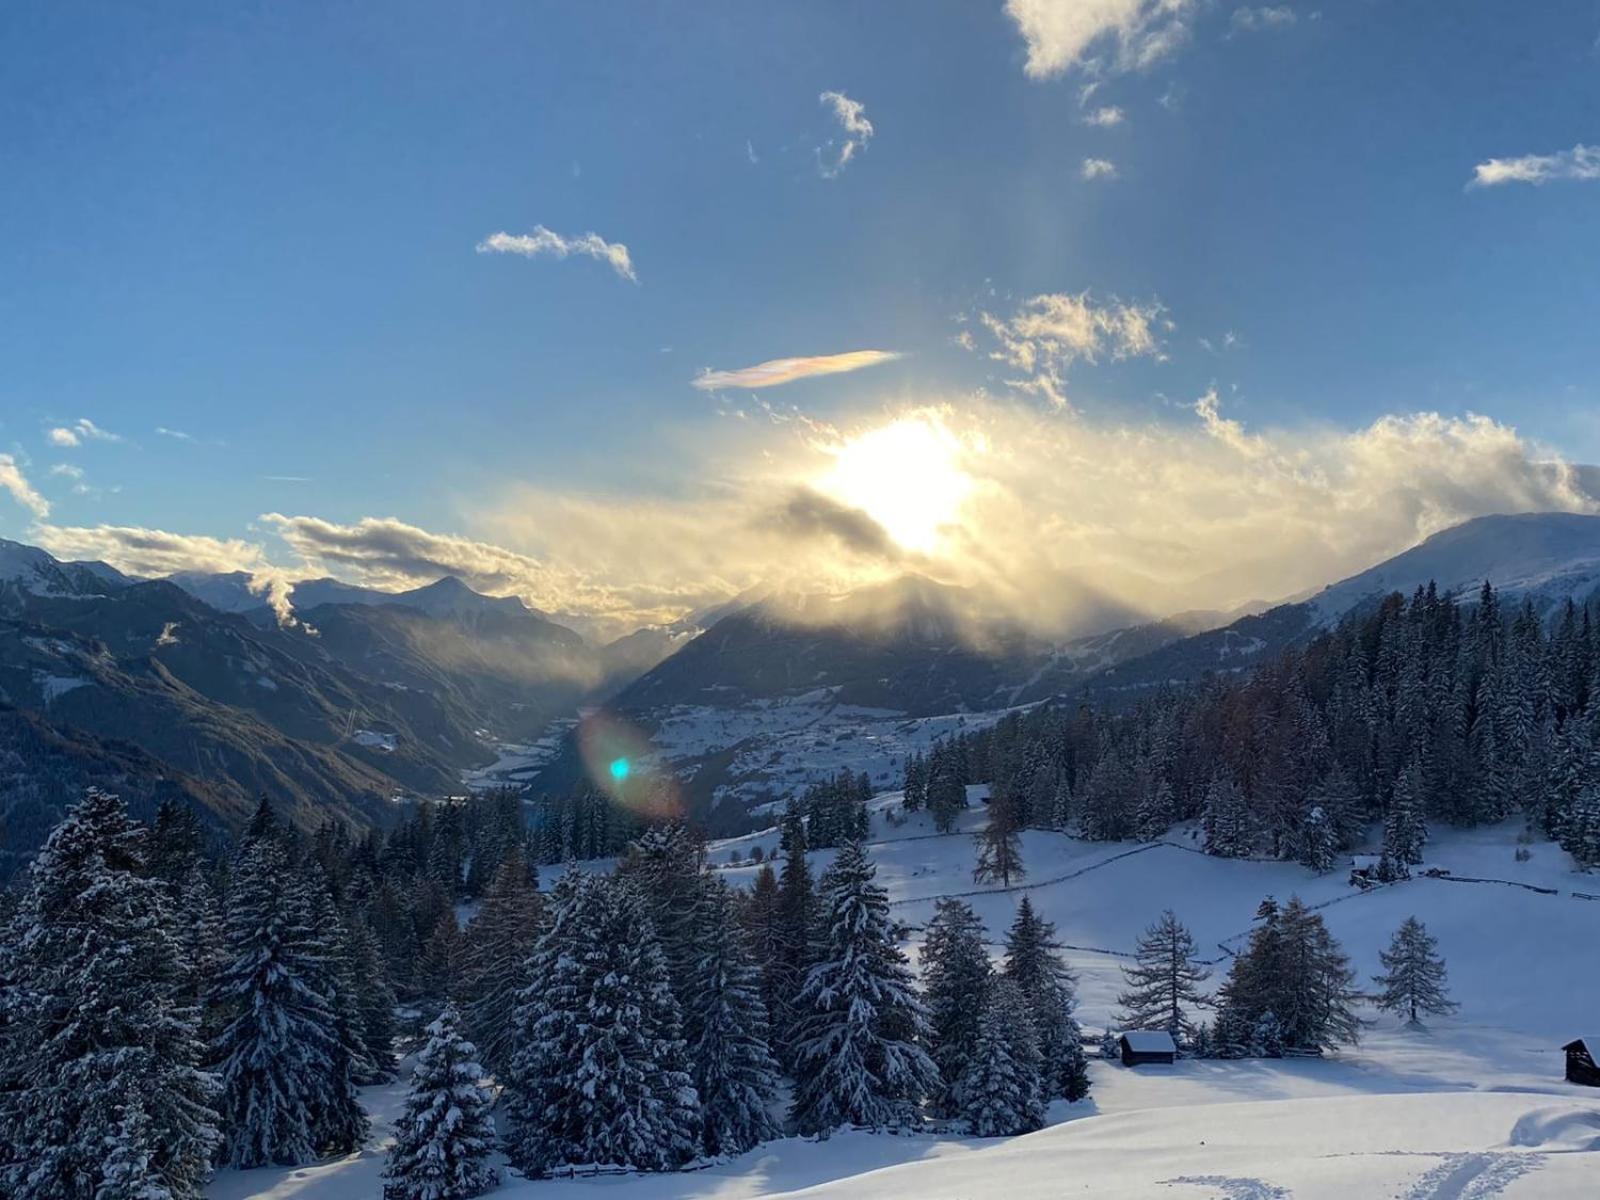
(817, 90), (874, 178)
(1230, 6), (1298, 33)
(0, 454), (49, 518)
(155, 426), (195, 442)
(976, 290), (1165, 408)
(46, 417), (121, 448)
(476, 226), (638, 283)
(1005, 0), (1196, 80)
(49, 463), (93, 496)
(693, 350), (902, 392)
(1469, 143), (1600, 188)
(1081, 157), (1119, 180)
(1082, 105), (1126, 127)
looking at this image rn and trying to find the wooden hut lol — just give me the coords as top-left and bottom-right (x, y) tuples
(1119, 1030), (1178, 1067)
(1564, 1037), (1600, 1087)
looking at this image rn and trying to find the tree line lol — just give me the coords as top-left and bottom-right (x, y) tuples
(906, 582), (1600, 871)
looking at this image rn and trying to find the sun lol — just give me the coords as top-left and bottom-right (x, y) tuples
(816, 415), (973, 555)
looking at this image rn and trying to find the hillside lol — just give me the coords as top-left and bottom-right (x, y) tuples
(208, 798), (1600, 1199)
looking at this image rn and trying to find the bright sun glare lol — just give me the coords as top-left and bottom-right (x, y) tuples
(817, 416), (973, 555)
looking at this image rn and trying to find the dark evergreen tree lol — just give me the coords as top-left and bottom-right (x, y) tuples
(772, 809), (819, 1066)
(690, 878), (781, 1157)
(954, 977), (1045, 1137)
(382, 1003), (499, 1200)
(461, 849), (544, 1075)
(504, 871), (699, 1175)
(1214, 895), (1359, 1055)
(1002, 897), (1088, 1101)
(973, 785), (1025, 887)
(1115, 910), (1211, 1045)
(212, 838), (366, 1167)
(790, 841), (939, 1135)
(1372, 916), (1457, 1026)
(0, 789), (220, 1200)
(921, 898), (993, 1114)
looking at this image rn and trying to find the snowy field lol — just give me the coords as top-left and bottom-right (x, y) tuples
(210, 799), (1600, 1199)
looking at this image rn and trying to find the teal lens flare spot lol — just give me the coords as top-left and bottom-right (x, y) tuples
(609, 757), (630, 781)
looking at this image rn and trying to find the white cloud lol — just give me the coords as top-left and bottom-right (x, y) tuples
(476, 226), (638, 282)
(1230, 6), (1298, 33)
(693, 350), (902, 391)
(155, 426), (195, 441)
(817, 90), (875, 178)
(46, 417), (121, 448)
(1004, 0), (1196, 80)
(977, 290), (1164, 407)
(0, 454), (49, 518)
(30, 522), (299, 624)
(1082, 105), (1126, 127)
(1469, 144), (1600, 188)
(1081, 157), (1119, 180)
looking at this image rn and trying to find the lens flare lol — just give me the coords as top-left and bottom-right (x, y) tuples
(577, 711), (680, 820)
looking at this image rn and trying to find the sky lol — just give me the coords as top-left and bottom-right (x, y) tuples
(3, 1), (1599, 639)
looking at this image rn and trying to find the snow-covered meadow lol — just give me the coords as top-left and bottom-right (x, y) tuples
(210, 797), (1600, 1199)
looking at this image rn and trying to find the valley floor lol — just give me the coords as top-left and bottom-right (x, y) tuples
(209, 799), (1600, 1199)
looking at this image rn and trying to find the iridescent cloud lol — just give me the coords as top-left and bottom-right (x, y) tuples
(692, 350), (902, 391)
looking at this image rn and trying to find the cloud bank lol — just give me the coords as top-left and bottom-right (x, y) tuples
(28, 403), (1594, 643)
(693, 350), (902, 391)
(476, 226), (638, 282)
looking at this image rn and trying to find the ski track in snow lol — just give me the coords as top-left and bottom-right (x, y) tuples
(1162, 1176), (1291, 1199)
(1396, 1152), (1542, 1199)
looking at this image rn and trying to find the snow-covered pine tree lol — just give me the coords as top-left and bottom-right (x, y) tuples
(416, 908), (463, 1001)
(739, 862), (785, 1055)
(1560, 780), (1600, 869)
(1115, 909), (1211, 1046)
(902, 750), (927, 812)
(1214, 895), (1359, 1056)
(1002, 897), (1089, 1101)
(1296, 804), (1340, 873)
(618, 822), (708, 1042)
(212, 838), (366, 1168)
(98, 1100), (173, 1200)
(1372, 916), (1458, 1026)
(381, 1003), (499, 1200)
(1203, 773), (1256, 858)
(954, 977), (1045, 1137)
(690, 877), (781, 1157)
(972, 783), (1025, 887)
(1384, 761), (1428, 867)
(927, 742), (967, 834)
(921, 898), (993, 1114)
(347, 918), (399, 1084)
(0, 789), (220, 1200)
(461, 848), (544, 1075)
(772, 809), (819, 1066)
(504, 870), (699, 1175)
(790, 840), (939, 1135)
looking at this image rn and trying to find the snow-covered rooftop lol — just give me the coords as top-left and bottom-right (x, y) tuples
(1120, 1030), (1177, 1054)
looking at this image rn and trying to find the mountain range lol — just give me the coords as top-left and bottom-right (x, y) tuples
(6, 509), (1600, 870)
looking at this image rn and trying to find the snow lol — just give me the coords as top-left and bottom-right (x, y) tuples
(209, 804), (1600, 1199)
(352, 729), (398, 753)
(1309, 511), (1600, 627)
(1120, 1031), (1176, 1054)
(35, 672), (91, 702)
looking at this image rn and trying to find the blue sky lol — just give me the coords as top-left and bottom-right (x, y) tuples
(3, 2), (1599, 635)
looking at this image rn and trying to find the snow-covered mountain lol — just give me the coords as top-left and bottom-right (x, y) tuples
(1082, 510), (1600, 702)
(1309, 511), (1600, 623)
(0, 537), (133, 600)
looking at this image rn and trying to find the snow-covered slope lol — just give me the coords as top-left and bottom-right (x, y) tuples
(209, 800), (1600, 1200)
(0, 537), (132, 600)
(1310, 511), (1600, 624)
